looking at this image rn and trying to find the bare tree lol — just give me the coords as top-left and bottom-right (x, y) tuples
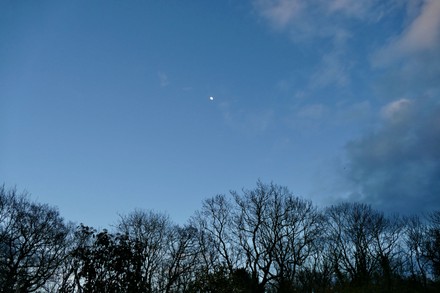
(192, 194), (240, 275)
(194, 181), (323, 292)
(370, 213), (403, 289)
(116, 210), (171, 292)
(403, 215), (430, 285)
(325, 202), (403, 290)
(271, 196), (325, 292)
(0, 186), (70, 293)
(232, 181), (277, 292)
(426, 211), (440, 279)
(233, 181), (324, 292)
(326, 203), (374, 286)
(160, 225), (200, 293)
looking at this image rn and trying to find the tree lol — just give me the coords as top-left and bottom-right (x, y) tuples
(232, 181), (278, 292)
(233, 181), (324, 292)
(188, 267), (254, 293)
(426, 211), (440, 280)
(194, 181), (324, 292)
(68, 225), (141, 293)
(325, 202), (403, 291)
(0, 186), (71, 293)
(116, 210), (201, 292)
(160, 225), (200, 293)
(116, 210), (172, 292)
(192, 194), (240, 276)
(402, 215), (430, 289)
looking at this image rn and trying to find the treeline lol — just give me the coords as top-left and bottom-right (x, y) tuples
(1, 182), (440, 293)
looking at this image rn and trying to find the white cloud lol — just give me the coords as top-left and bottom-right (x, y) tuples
(253, 0), (392, 41)
(373, 0), (440, 66)
(369, 1), (440, 102)
(402, 0), (440, 51)
(325, 0), (373, 18)
(380, 98), (412, 124)
(254, 0), (303, 29)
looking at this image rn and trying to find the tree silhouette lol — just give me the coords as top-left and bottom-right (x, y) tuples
(0, 186), (70, 293)
(2, 182), (440, 292)
(193, 181), (324, 292)
(325, 202), (404, 291)
(426, 211), (440, 279)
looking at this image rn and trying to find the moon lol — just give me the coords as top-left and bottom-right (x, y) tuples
(209, 96), (214, 101)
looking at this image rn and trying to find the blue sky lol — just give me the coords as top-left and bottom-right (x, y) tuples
(1, 0), (439, 228)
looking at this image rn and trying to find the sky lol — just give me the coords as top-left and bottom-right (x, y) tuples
(1, 0), (439, 228)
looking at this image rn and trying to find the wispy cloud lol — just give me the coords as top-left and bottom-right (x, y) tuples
(252, 0), (395, 90)
(370, 0), (440, 100)
(372, 0), (440, 67)
(253, 0), (304, 29)
(253, 0), (395, 42)
(218, 100), (274, 135)
(296, 103), (327, 120)
(310, 51), (351, 88)
(282, 102), (331, 135)
(158, 72), (169, 87)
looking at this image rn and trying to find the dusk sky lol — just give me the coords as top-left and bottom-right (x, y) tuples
(1, 0), (439, 228)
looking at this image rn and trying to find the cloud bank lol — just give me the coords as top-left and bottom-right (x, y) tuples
(345, 96), (440, 213)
